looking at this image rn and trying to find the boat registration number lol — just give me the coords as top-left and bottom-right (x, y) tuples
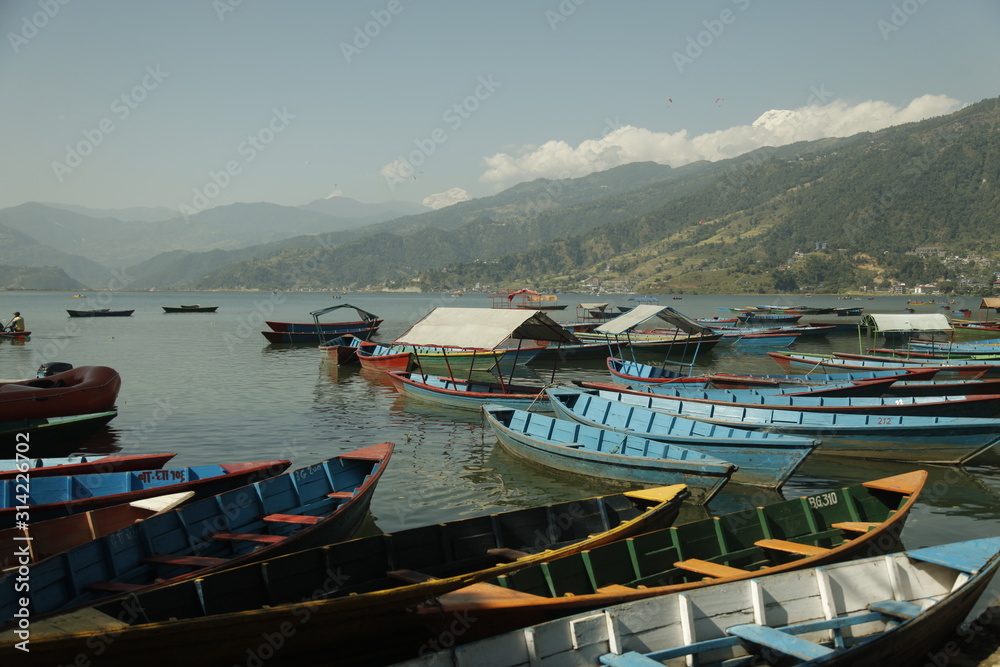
(807, 492), (838, 509)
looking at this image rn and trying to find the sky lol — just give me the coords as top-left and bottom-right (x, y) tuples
(2, 1), (999, 214)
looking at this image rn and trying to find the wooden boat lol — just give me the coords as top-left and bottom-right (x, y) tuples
(736, 312), (801, 324)
(543, 388), (816, 488)
(577, 378), (1000, 418)
(411, 471), (927, 642)
(0, 491), (194, 569)
(606, 357), (710, 386)
(387, 372), (550, 411)
(767, 351), (991, 379)
(0, 331), (29, 340)
(161, 305), (218, 313)
(0, 365), (121, 420)
(0, 410), (118, 455)
(615, 376), (903, 399)
(491, 289), (567, 310)
(705, 367), (938, 389)
(556, 386), (1000, 464)
(318, 333), (363, 364)
(835, 306), (864, 315)
(609, 360), (902, 397)
(483, 406), (736, 502)
(0, 452), (176, 479)
(2, 486), (690, 666)
(263, 303), (382, 343)
(0, 444), (392, 623)
(0, 459), (291, 528)
(66, 309), (135, 317)
(390, 307), (576, 375)
(833, 351), (1000, 376)
(356, 340), (413, 373)
(401, 535), (1000, 667)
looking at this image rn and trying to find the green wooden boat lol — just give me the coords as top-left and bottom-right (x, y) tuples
(411, 470), (928, 644)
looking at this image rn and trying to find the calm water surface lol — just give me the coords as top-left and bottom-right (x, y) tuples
(4, 290), (1000, 624)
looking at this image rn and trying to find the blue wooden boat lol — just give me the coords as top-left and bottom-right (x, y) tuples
(0, 452), (176, 479)
(3, 486), (690, 665)
(609, 359), (900, 397)
(387, 372), (550, 411)
(736, 312), (801, 324)
(544, 388), (816, 489)
(704, 367), (939, 388)
(607, 377), (902, 400)
(400, 536), (1000, 667)
(0, 443), (393, 624)
(606, 357), (710, 386)
(482, 405), (735, 503)
(559, 386), (1000, 464)
(579, 378), (1000, 418)
(0, 459), (291, 528)
(769, 351), (992, 378)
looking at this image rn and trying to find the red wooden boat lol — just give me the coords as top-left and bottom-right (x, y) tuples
(0, 491), (194, 569)
(0, 453), (176, 480)
(0, 365), (121, 420)
(0, 459), (291, 528)
(356, 341), (412, 373)
(318, 334), (362, 364)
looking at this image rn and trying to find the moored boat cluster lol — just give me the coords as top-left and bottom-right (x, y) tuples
(4, 300), (1000, 665)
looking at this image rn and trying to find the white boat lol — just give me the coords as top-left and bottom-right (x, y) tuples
(397, 536), (1000, 667)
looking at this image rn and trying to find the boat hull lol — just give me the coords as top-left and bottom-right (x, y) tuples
(0, 366), (122, 421)
(484, 406), (734, 503)
(388, 372), (550, 411)
(547, 388), (816, 488)
(577, 387), (1000, 464)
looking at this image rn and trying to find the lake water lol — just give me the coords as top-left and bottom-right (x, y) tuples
(4, 290), (1000, 656)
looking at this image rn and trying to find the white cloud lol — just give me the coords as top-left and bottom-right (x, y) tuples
(423, 187), (471, 210)
(479, 94), (963, 186)
(324, 189), (343, 199)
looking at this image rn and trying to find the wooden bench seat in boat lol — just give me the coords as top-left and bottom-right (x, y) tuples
(726, 623), (835, 660)
(262, 513), (322, 525)
(143, 554), (231, 568)
(85, 581), (147, 593)
(832, 521), (881, 533)
(211, 532), (288, 544)
(673, 559), (750, 578)
(754, 539), (830, 556)
(386, 569), (437, 583)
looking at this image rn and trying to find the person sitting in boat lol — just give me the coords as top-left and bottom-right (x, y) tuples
(5, 312), (24, 332)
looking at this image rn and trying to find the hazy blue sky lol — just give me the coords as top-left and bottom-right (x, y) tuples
(2, 1), (998, 214)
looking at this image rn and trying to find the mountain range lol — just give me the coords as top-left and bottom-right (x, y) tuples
(3, 96), (999, 294)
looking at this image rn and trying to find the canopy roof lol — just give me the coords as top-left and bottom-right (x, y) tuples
(394, 307), (580, 349)
(578, 303), (610, 310)
(309, 303), (380, 321)
(860, 313), (952, 332)
(980, 298), (1000, 310)
(594, 305), (715, 336)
